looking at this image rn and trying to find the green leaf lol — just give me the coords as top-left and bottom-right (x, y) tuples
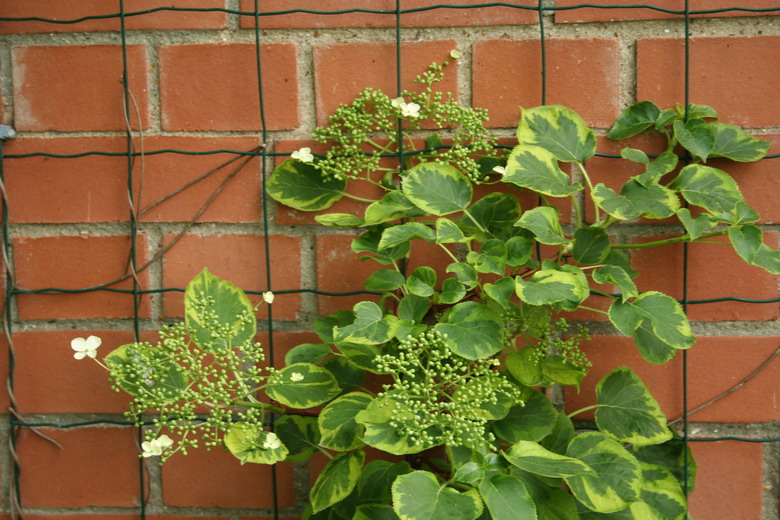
(357, 459), (413, 504)
(406, 266), (437, 297)
(334, 301), (401, 345)
(593, 265), (638, 302)
(542, 356), (587, 388)
(515, 269), (589, 310)
(504, 441), (592, 478)
(631, 440), (696, 495)
(680, 103), (719, 120)
(453, 377), (513, 420)
(403, 163), (472, 216)
(447, 262), (479, 289)
(224, 422), (289, 464)
(398, 294), (431, 323)
(609, 292), (696, 364)
(595, 367), (672, 446)
(437, 277), (467, 305)
(655, 108), (678, 129)
(518, 105), (597, 162)
(365, 190), (427, 226)
(620, 147), (649, 165)
(729, 225), (780, 274)
(608, 101), (661, 140)
(267, 158), (346, 211)
(335, 342), (382, 373)
(461, 192), (523, 240)
(709, 122), (770, 162)
(636, 463), (687, 520)
(275, 415), (320, 462)
(354, 504), (401, 520)
(364, 269), (406, 292)
(323, 357), (365, 395)
(573, 227), (611, 265)
(637, 151), (680, 186)
(353, 227), (411, 265)
(310, 450), (365, 513)
(356, 396), (439, 455)
(318, 392), (372, 451)
(453, 461), (485, 484)
(676, 208), (716, 241)
(467, 239), (507, 275)
(379, 222), (435, 251)
(506, 236), (534, 267)
(434, 301), (505, 359)
(315, 213), (365, 227)
(266, 363), (341, 408)
(492, 390), (558, 443)
(564, 432), (642, 513)
(673, 164), (745, 217)
(673, 119), (715, 162)
(503, 145), (583, 198)
(515, 206), (569, 245)
(505, 347), (543, 386)
(285, 343), (333, 366)
(314, 311), (354, 343)
(592, 180), (680, 221)
(393, 471), (484, 520)
(184, 268), (256, 352)
(104, 343), (189, 398)
(479, 474), (538, 520)
(435, 218), (467, 244)
(541, 411), (576, 455)
(483, 277), (516, 311)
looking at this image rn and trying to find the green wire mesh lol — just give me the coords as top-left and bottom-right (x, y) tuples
(1, 2), (779, 519)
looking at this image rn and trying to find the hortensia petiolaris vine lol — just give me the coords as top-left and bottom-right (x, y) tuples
(79, 54), (777, 520)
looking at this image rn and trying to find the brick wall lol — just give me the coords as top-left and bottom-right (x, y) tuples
(0, 1), (778, 519)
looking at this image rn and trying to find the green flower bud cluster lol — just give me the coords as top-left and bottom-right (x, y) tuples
(307, 59), (498, 183)
(531, 318), (592, 369)
(107, 317), (268, 462)
(375, 329), (523, 451)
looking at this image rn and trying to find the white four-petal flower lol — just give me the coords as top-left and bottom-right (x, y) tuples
(263, 432), (281, 450)
(71, 335), (102, 360)
(391, 98), (421, 119)
(291, 147), (314, 163)
(141, 434), (174, 458)
(492, 165), (507, 176)
(263, 291), (275, 304)
(290, 372), (304, 382)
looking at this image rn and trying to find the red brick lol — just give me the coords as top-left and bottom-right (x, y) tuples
(473, 38), (620, 129)
(14, 235), (152, 320)
(17, 426), (140, 507)
(273, 140), (389, 226)
(0, 0), (228, 33)
(556, 0), (780, 23)
(241, 0), (535, 29)
(159, 43), (298, 131)
(13, 45), (150, 132)
(24, 515), (140, 520)
(631, 233), (779, 322)
(161, 233), (301, 320)
(136, 136), (265, 223)
(638, 36), (780, 128)
(314, 40), (456, 125)
(12, 330), (161, 414)
(162, 447), (296, 508)
(688, 441), (764, 519)
(3, 137), (129, 223)
(564, 335), (780, 423)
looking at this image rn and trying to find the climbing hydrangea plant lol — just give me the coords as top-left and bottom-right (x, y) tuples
(81, 55), (777, 520)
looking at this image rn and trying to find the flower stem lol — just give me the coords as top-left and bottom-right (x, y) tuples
(611, 231), (727, 249)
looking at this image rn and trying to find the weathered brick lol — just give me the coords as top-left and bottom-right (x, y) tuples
(161, 233), (301, 320)
(638, 36), (780, 127)
(14, 235), (151, 320)
(12, 45), (150, 131)
(473, 38), (620, 128)
(159, 43), (298, 131)
(241, 0), (535, 29)
(0, 0), (228, 34)
(17, 427), (140, 507)
(556, 0), (780, 23)
(313, 40), (456, 125)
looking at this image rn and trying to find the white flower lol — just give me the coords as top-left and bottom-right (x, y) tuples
(263, 291), (275, 304)
(291, 147), (314, 163)
(290, 372), (304, 382)
(391, 98), (421, 119)
(141, 434), (174, 458)
(263, 432), (281, 450)
(450, 49), (462, 59)
(492, 165), (507, 176)
(71, 335), (102, 360)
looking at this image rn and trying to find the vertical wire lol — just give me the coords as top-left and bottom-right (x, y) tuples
(681, 0), (691, 501)
(395, 0), (408, 277)
(2, 137), (24, 519)
(118, 1), (146, 517)
(536, 0), (546, 260)
(252, 2), (280, 518)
